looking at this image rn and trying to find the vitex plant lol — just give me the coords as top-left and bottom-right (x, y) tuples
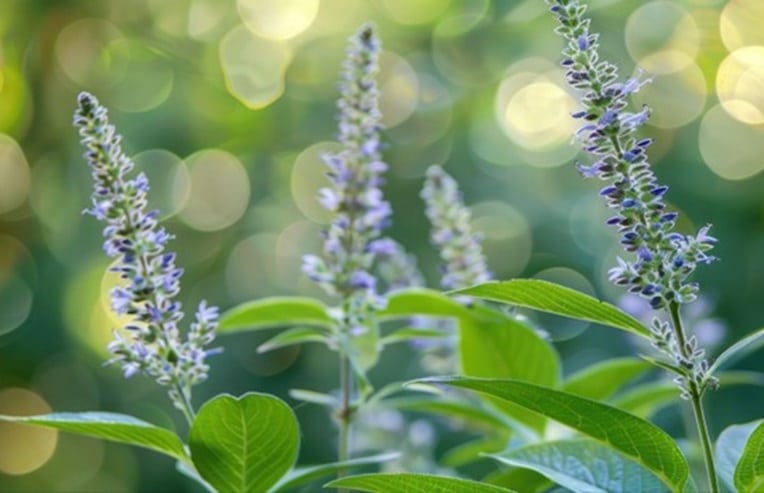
(4, 2), (764, 493)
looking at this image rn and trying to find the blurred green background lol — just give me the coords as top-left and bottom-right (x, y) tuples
(1, 0), (764, 490)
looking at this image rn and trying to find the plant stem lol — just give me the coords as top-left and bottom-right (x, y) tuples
(338, 352), (352, 466)
(175, 383), (196, 426)
(669, 303), (718, 493)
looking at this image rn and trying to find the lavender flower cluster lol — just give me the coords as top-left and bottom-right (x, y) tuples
(548, 0), (715, 311)
(421, 165), (491, 291)
(74, 92), (218, 416)
(302, 24), (393, 308)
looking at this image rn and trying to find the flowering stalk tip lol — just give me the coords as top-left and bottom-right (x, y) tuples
(74, 91), (219, 418)
(421, 165), (490, 291)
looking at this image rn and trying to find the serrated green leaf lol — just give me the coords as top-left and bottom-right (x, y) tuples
(709, 327), (764, 378)
(441, 435), (509, 468)
(0, 412), (188, 462)
(716, 420), (761, 492)
(490, 439), (669, 493)
(459, 308), (561, 436)
(381, 327), (448, 346)
(219, 297), (333, 333)
(563, 357), (652, 401)
(257, 326), (329, 353)
(325, 473), (516, 492)
(377, 288), (471, 321)
(189, 393), (299, 493)
(735, 421), (764, 492)
(273, 453), (399, 491)
(453, 280), (648, 338)
(417, 377), (689, 492)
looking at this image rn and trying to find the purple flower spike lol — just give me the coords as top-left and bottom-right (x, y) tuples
(74, 92), (219, 416)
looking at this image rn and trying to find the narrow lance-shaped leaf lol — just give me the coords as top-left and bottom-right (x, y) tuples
(708, 326), (764, 378)
(218, 297), (333, 333)
(563, 357), (652, 401)
(272, 453), (399, 491)
(490, 439), (669, 493)
(376, 288), (471, 321)
(189, 393), (299, 493)
(735, 420), (764, 492)
(716, 420), (762, 493)
(453, 280), (649, 338)
(0, 412), (188, 462)
(257, 326), (329, 353)
(416, 377), (689, 492)
(325, 473), (517, 492)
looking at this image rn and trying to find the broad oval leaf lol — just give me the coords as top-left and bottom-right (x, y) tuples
(325, 473), (516, 492)
(716, 420), (762, 492)
(257, 326), (329, 353)
(490, 439), (668, 493)
(272, 453), (399, 491)
(377, 288), (471, 321)
(417, 377), (689, 492)
(189, 393), (299, 493)
(459, 308), (561, 435)
(0, 412), (188, 462)
(563, 357), (652, 401)
(709, 326), (764, 377)
(735, 420), (764, 492)
(219, 297), (333, 333)
(453, 280), (648, 338)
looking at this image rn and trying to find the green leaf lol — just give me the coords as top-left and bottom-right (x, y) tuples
(417, 377), (689, 492)
(257, 326), (329, 353)
(377, 288), (471, 321)
(176, 460), (215, 492)
(441, 435), (509, 468)
(610, 381), (678, 419)
(219, 297), (333, 333)
(735, 421), (764, 492)
(381, 327), (448, 346)
(459, 308), (561, 435)
(490, 439), (669, 493)
(0, 412), (188, 462)
(273, 453), (399, 491)
(189, 393), (299, 493)
(708, 326), (764, 378)
(386, 396), (510, 432)
(289, 389), (338, 407)
(482, 467), (551, 493)
(453, 280), (649, 338)
(325, 473), (516, 492)
(716, 420), (761, 493)
(563, 357), (652, 401)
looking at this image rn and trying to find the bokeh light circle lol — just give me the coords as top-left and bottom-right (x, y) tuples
(0, 388), (57, 475)
(132, 149), (191, 218)
(495, 65), (578, 155)
(219, 26), (291, 109)
(624, 2), (699, 66)
(699, 104), (764, 181)
(225, 234), (279, 301)
(716, 46), (764, 125)
(180, 149), (250, 232)
(0, 134), (30, 214)
(379, 52), (419, 128)
(55, 19), (126, 88)
(471, 201), (532, 278)
(533, 267), (595, 340)
(291, 142), (341, 224)
(720, 0), (764, 52)
(237, 0), (319, 40)
(379, 0), (452, 25)
(632, 58), (707, 129)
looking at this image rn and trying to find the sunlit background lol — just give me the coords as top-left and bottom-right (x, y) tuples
(1, 0), (764, 490)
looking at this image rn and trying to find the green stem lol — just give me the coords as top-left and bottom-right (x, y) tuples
(669, 303), (718, 493)
(175, 383), (196, 426)
(338, 352), (352, 466)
